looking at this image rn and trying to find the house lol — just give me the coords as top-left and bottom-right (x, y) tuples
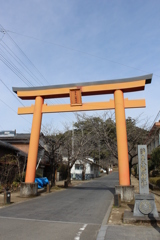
(0, 130), (29, 154)
(0, 130), (55, 180)
(71, 157), (100, 180)
(0, 139), (27, 159)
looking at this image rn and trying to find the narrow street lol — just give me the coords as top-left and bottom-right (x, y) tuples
(0, 172), (119, 240)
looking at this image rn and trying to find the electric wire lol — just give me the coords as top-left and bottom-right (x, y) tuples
(0, 25), (74, 124)
(0, 98), (31, 125)
(0, 78), (25, 107)
(3, 30), (73, 106)
(2, 28), (159, 78)
(0, 50), (33, 87)
(1, 40), (44, 86)
(0, 26), (75, 122)
(0, 46), (73, 122)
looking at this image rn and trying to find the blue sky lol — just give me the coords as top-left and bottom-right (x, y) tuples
(0, 0), (160, 133)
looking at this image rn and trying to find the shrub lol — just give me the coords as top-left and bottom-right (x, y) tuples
(12, 181), (20, 188)
(149, 177), (160, 187)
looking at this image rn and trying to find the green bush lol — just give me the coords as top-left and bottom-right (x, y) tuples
(149, 177), (160, 187)
(12, 181), (19, 188)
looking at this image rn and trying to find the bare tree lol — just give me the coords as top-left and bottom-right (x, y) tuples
(41, 124), (65, 186)
(62, 116), (96, 183)
(0, 154), (24, 188)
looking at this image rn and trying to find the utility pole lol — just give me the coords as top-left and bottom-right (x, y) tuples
(99, 139), (100, 164)
(72, 122), (74, 157)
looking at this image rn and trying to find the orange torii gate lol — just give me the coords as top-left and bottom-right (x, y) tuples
(13, 74), (152, 190)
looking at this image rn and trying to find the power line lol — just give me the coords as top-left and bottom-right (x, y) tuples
(0, 40), (69, 108)
(0, 52), (33, 86)
(0, 24), (75, 124)
(0, 98), (31, 125)
(2, 28), (159, 78)
(0, 78), (25, 106)
(1, 40), (44, 86)
(0, 46), (73, 122)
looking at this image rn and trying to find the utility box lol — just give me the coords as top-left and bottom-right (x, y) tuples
(114, 193), (121, 207)
(4, 191), (11, 204)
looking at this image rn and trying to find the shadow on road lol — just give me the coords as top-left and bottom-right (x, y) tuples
(149, 213), (160, 234)
(69, 186), (115, 194)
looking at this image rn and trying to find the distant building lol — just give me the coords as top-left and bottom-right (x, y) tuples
(71, 157), (100, 180)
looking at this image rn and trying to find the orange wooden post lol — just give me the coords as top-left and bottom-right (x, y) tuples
(114, 90), (130, 186)
(25, 96), (44, 183)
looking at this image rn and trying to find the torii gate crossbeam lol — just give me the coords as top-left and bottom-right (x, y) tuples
(13, 74), (152, 188)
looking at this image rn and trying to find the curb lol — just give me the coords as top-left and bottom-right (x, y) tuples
(96, 198), (114, 240)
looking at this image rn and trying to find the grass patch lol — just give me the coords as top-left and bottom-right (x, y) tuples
(52, 185), (63, 190)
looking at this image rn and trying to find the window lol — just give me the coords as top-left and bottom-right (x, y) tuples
(75, 164), (84, 170)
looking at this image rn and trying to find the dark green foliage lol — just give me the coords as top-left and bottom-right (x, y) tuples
(151, 146), (160, 169)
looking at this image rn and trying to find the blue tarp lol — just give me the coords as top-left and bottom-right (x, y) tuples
(35, 177), (49, 189)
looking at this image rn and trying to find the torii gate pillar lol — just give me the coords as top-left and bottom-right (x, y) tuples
(25, 96), (44, 183)
(114, 90), (130, 185)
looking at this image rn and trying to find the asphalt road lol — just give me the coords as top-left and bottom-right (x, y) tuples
(0, 172), (119, 240)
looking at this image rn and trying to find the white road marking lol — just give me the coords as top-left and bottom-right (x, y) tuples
(74, 224), (87, 240)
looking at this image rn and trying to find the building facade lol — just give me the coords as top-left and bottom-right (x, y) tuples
(71, 158), (100, 180)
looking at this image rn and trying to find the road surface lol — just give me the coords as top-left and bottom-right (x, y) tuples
(0, 172), (119, 240)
